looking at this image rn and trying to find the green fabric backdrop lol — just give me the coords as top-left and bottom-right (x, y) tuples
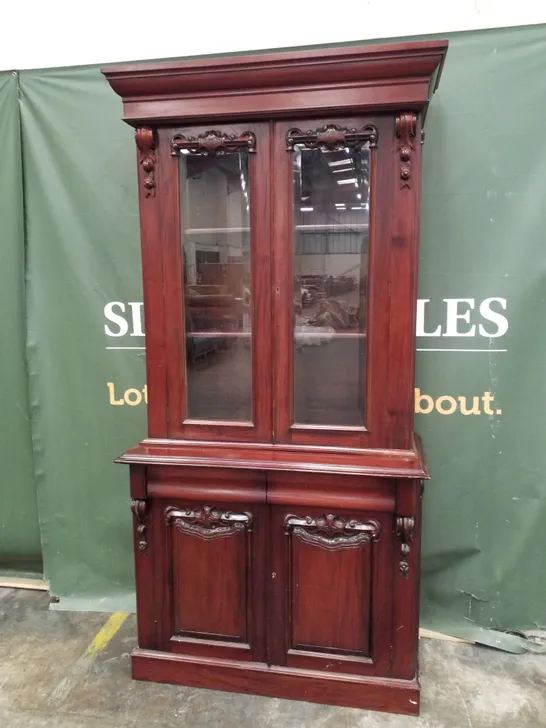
(0, 72), (42, 575)
(2, 25), (545, 634)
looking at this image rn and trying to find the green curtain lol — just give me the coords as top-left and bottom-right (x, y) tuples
(0, 72), (42, 575)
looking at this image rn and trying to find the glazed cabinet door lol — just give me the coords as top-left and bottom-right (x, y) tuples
(157, 123), (272, 442)
(269, 506), (393, 675)
(154, 499), (267, 662)
(271, 116), (397, 449)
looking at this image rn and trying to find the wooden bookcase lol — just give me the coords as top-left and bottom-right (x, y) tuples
(103, 39), (448, 716)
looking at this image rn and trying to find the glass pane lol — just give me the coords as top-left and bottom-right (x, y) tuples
(292, 144), (370, 427)
(179, 150), (252, 422)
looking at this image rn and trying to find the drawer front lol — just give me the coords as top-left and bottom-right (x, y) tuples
(266, 471), (395, 511)
(146, 465), (266, 504)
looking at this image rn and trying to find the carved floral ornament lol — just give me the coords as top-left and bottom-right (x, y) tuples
(396, 112), (417, 189)
(286, 124), (379, 152)
(135, 128), (157, 197)
(131, 499), (149, 551)
(284, 513), (380, 551)
(396, 516), (415, 576)
(165, 505), (253, 540)
(170, 130), (256, 157)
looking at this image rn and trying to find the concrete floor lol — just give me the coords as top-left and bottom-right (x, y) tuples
(1, 588), (545, 728)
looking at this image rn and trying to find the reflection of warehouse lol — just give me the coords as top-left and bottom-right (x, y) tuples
(178, 142), (371, 426)
(293, 208), (369, 288)
(180, 156), (369, 289)
(180, 154), (250, 287)
(293, 142), (369, 286)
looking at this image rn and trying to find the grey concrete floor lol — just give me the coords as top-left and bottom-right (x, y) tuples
(1, 588), (545, 728)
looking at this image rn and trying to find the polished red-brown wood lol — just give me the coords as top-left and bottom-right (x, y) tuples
(132, 650), (421, 715)
(269, 506), (393, 677)
(103, 39), (447, 716)
(117, 438), (428, 478)
(159, 498), (267, 663)
(134, 130), (167, 436)
(103, 41), (446, 125)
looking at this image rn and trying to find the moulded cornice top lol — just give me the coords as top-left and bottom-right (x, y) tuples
(102, 40), (448, 125)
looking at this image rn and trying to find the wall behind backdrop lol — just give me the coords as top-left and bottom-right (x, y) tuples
(1, 24), (545, 636)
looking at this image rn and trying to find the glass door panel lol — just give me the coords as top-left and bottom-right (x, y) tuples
(290, 128), (373, 428)
(175, 134), (253, 423)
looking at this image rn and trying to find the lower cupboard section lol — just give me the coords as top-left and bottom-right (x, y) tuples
(136, 495), (398, 678)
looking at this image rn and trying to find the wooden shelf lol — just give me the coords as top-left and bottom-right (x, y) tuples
(187, 331), (251, 338)
(184, 223), (369, 234)
(294, 330), (365, 339)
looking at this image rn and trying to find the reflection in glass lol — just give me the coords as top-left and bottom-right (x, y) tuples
(292, 144), (370, 427)
(179, 150), (252, 422)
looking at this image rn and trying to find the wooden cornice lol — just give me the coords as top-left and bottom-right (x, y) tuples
(102, 40), (448, 125)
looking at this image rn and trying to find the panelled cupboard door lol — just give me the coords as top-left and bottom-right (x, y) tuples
(158, 500), (267, 662)
(159, 123), (272, 442)
(268, 506), (393, 675)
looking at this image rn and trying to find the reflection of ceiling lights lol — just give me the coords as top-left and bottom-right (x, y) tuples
(337, 178), (357, 185)
(328, 159), (353, 167)
(300, 206), (314, 212)
(335, 203), (346, 209)
(357, 193), (362, 200)
(332, 167), (354, 173)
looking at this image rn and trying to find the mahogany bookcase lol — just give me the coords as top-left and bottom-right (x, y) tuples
(103, 39), (448, 716)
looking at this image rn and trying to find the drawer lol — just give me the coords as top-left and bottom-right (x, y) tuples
(145, 465), (266, 504)
(266, 471), (395, 511)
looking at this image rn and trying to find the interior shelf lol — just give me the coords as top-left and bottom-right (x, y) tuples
(184, 223), (369, 234)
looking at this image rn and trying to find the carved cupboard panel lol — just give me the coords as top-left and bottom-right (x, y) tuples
(104, 39), (448, 715)
(269, 507), (393, 675)
(162, 501), (267, 662)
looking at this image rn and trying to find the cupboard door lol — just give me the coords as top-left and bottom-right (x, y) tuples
(272, 117), (393, 449)
(269, 506), (393, 675)
(160, 501), (266, 662)
(160, 123), (272, 442)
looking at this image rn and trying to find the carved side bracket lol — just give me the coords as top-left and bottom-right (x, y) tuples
(396, 516), (415, 577)
(396, 113), (416, 189)
(131, 499), (149, 552)
(164, 505), (253, 540)
(135, 128), (157, 197)
(286, 124), (378, 152)
(170, 130), (256, 157)
(284, 513), (380, 551)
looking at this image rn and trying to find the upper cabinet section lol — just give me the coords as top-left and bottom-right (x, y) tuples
(102, 41), (447, 125)
(103, 42), (447, 452)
